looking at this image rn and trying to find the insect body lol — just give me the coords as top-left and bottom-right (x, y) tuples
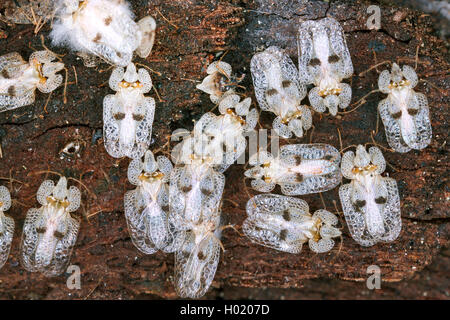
(50, 0), (156, 66)
(339, 145), (401, 246)
(169, 150), (225, 227)
(244, 194), (341, 253)
(21, 177), (81, 276)
(196, 95), (258, 169)
(0, 51), (64, 112)
(378, 63), (432, 153)
(245, 144), (342, 195)
(103, 62), (155, 159)
(174, 206), (223, 298)
(298, 17), (353, 116)
(0, 186), (14, 270)
(196, 61), (244, 104)
(125, 151), (178, 254)
(250, 46), (311, 138)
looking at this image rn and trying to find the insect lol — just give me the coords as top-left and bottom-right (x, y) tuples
(124, 150), (182, 254)
(0, 186), (14, 270)
(103, 62), (155, 159)
(297, 17), (353, 116)
(0, 50), (64, 112)
(339, 145), (401, 246)
(377, 63), (432, 153)
(20, 177), (81, 276)
(174, 206), (223, 298)
(244, 144), (342, 195)
(243, 194), (341, 254)
(250, 46), (312, 138)
(50, 0), (157, 67)
(196, 61), (244, 104)
(195, 94), (258, 169)
(169, 141), (225, 227)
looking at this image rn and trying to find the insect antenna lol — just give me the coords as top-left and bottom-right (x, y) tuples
(338, 89), (380, 115)
(358, 61), (392, 77)
(319, 192), (327, 210)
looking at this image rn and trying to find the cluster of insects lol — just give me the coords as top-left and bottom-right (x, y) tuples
(0, 0), (156, 276)
(0, 1), (434, 299)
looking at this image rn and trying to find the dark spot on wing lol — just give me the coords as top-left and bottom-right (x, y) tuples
(113, 112), (125, 120)
(54, 230), (65, 239)
(181, 185), (192, 193)
(133, 114), (145, 121)
(407, 108), (419, 116)
(36, 227), (46, 234)
(1, 69), (11, 79)
(104, 16), (112, 26)
(201, 187), (212, 196)
(197, 251), (206, 260)
(7, 86), (15, 96)
(353, 200), (366, 211)
(391, 111), (402, 119)
(295, 173), (303, 183)
(93, 33), (102, 43)
(309, 58), (321, 66)
(282, 80), (292, 88)
(265, 88), (278, 96)
(282, 210), (291, 221)
(328, 54), (340, 63)
(375, 197), (387, 204)
(279, 229), (287, 241)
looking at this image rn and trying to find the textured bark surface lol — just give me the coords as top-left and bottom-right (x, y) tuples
(0, 0), (448, 299)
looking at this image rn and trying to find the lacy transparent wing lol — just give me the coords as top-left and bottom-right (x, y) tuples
(250, 46), (307, 136)
(20, 207), (43, 272)
(278, 144), (342, 195)
(378, 94), (431, 153)
(244, 194), (310, 253)
(377, 177), (401, 242)
(169, 165), (225, 225)
(339, 183), (378, 246)
(103, 94), (122, 157)
(42, 215), (80, 277)
(0, 214), (14, 269)
(124, 189), (157, 254)
(174, 231), (221, 298)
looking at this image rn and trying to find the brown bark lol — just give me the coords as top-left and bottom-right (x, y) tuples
(0, 0), (448, 299)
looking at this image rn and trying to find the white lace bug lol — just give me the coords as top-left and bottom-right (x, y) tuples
(174, 206), (223, 299)
(298, 17), (353, 116)
(0, 186), (14, 270)
(244, 144), (342, 195)
(50, 0), (156, 67)
(124, 150), (179, 254)
(339, 145), (401, 247)
(244, 194), (341, 254)
(0, 50), (64, 112)
(169, 139), (225, 227)
(377, 63), (432, 153)
(250, 46), (312, 138)
(103, 62), (155, 159)
(194, 95), (258, 169)
(20, 177), (81, 276)
(196, 61), (244, 104)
